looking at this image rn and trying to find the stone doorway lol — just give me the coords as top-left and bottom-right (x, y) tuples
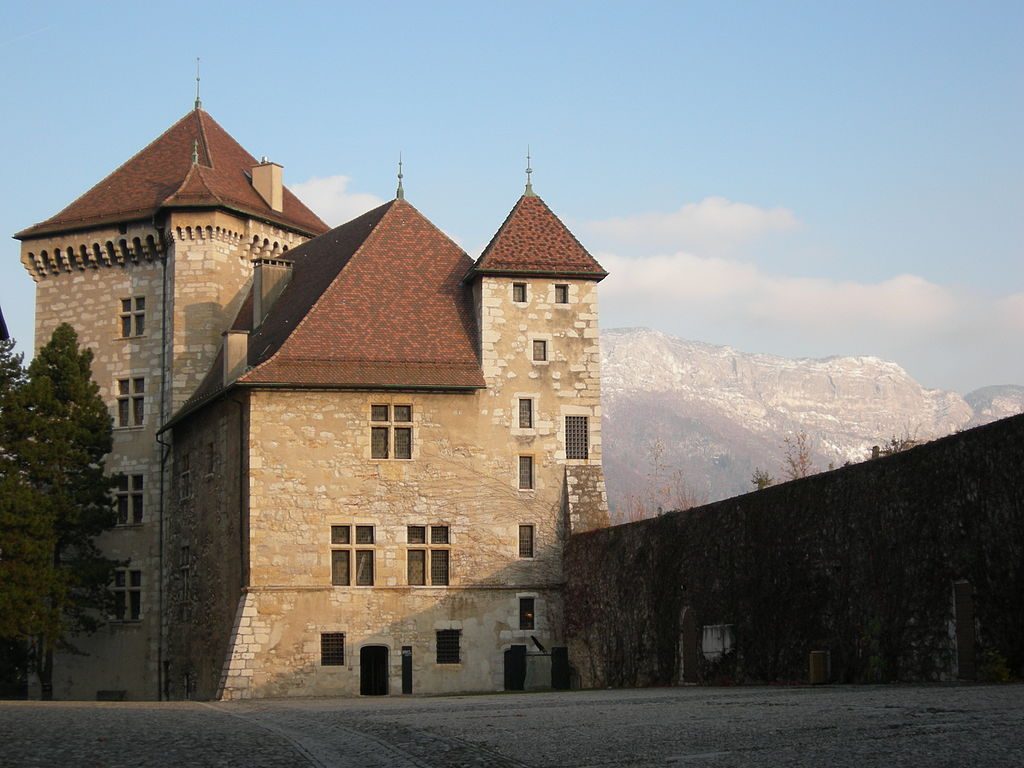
(360, 646), (389, 696)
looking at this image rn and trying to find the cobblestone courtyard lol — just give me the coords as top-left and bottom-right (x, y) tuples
(1, 684), (1021, 767)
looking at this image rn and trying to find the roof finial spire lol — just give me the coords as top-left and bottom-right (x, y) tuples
(396, 153), (405, 200)
(192, 139), (199, 165)
(194, 57), (202, 110)
(525, 146), (536, 197)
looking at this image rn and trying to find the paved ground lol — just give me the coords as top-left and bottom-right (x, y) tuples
(1, 684), (1022, 767)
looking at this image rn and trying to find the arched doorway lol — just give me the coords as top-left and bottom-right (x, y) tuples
(360, 646), (389, 695)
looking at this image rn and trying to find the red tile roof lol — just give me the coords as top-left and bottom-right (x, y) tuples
(16, 109), (328, 239)
(469, 194), (606, 280)
(171, 199), (485, 423)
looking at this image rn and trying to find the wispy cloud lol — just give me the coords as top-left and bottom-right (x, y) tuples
(585, 196), (799, 252)
(289, 175), (384, 227)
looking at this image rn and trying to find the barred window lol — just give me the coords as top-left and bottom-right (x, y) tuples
(554, 284), (569, 304)
(116, 474), (144, 525)
(408, 525), (426, 544)
(321, 632), (345, 666)
(430, 525), (449, 545)
(370, 404), (413, 460)
(116, 377), (145, 427)
(120, 296), (146, 337)
(532, 340), (547, 362)
(355, 525), (375, 544)
(407, 525), (450, 586)
(520, 597), (535, 630)
(113, 569), (142, 622)
(519, 525), (535, 558)
(518, 455), (534, 490)
(436, 629), (461, 664)
(430, 549), (450, 586)
(518, 398), (533, 429)
(512, 283), (527, 303)
(566, 416), (589, 460)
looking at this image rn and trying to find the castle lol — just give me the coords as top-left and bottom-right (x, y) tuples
(16, 102), (609, 699)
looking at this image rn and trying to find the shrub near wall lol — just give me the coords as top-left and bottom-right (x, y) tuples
(565, 414), (1024, 687)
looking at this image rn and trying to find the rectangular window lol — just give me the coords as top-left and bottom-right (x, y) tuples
(331, 549), (350, 586)
(532, 340), (547, 362)
(179, 546), (191, 606)
(407, 525), (426, 544)
(355, 525), (375, 544)
(430, 549), (450, 586)
(115, 474), (144, 525)
(408, 550), (426, 585)
(565, 416), (589, 460)
(519, 525), (535, 558)
(370, 405), (413, 460)
(520, 597), (535, 630)
(518, 398), (533, 429)
(120, 296), (146, 337)
(355, 550), (374, 586)
(518, 455), (534, 490)
(436, 629), (461, 664)
(512, 283), (527, 303)
(331, 525), (351, 545)
(430, 525), (449, 545)
(116, 377), (145, 427)
(178, 453), (192, 501)
(113, 569), (142, 621)
(321, 632), (345, 666)
(554, 284), (569, 304)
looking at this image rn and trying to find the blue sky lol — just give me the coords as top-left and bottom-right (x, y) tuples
(2, 1), (1021, 392)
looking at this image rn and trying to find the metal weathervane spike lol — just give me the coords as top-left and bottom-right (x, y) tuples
(195, 57), (202, 110)
(525, 146), (535, 196)
(396, 153), (404, 200)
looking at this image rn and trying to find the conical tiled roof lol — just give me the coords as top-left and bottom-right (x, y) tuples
(16, 109), (328, 239)
(469, 194), (606, 280)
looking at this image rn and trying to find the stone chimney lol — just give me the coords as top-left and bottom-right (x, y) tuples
(252, 258), (293, 328)
(223, 330), (249, 386)
(251, 157), (283, 212)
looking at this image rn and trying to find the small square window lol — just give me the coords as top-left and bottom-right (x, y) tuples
(532, 340), (547, 362)
(519, 525), (535, 558)
(436, 629), (461, 664)
(393, 405), (412, 422)
(518, 398), (533, 429)
(371, 404), (390, 422)
(430, 526), (449, 545)
(518, 456), (534, 490)
(321, 632), (345, 666)
(408, 525), (426, 544)
(331, 525), (351, 545)
(512, 283), (527, 303)
(520, 597), (535, 630)
(355, 525), (375, 545)
(555, 284), (569, 304)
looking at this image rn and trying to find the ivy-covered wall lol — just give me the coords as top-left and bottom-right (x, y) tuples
(566, 413), (1024, 687)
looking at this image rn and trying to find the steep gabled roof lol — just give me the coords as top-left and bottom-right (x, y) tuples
(15, 109), (328, 239)
(469, 193), (606, 280)
(171, 198), (484, 425)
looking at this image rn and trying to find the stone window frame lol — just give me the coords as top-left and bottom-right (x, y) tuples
(115, 377), (145, 428)
(112, 568), (142, 622)
(178, 453), (192, 502)
(321, 632), (346, 666)
(369, 403), (413, 460)
(436, 629), (461, 664)
(115, 472), (144, 525)
(512, 282), (528, 303)
(178, 546), (191, 620)
(518, 524), (535, 558)
(561, 405), (595, 464)
(511, 393), (538, 436)
(531, 339), (548, 363)
(565, 415), (590, 460)
(118, 296), (146, 338)
(518, 454), (535, 491)
(331, 524), (375, 587)
(553, 283), (570, 305)
(406, 525), (451, 586)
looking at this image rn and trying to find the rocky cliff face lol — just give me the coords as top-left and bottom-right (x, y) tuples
(601, 328), (1022, 519)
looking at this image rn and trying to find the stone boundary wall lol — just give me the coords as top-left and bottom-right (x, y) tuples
(566, 413), (1024, 687)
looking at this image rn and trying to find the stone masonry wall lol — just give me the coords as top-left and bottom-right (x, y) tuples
(566, 413), (1024, 688)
